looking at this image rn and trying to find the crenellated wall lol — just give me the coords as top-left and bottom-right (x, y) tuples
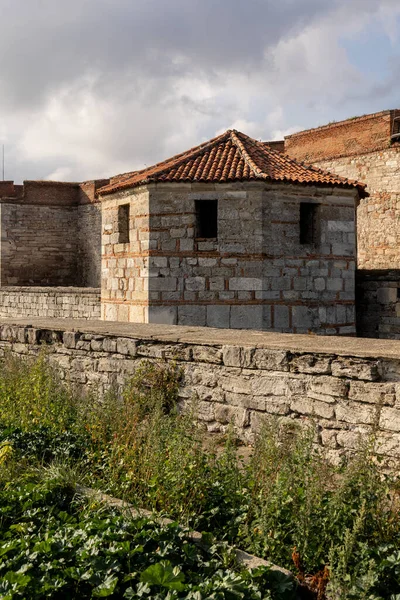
(0, 318), (399, 466)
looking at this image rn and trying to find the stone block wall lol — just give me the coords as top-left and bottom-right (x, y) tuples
(0, 318), (399, 466)
(0, 288), (100, 319)
(100, 182), (357, 334)
(0, 179), (106, 288)
(285, 110), (400, 269)
(0, 203), (78, 285)
(356, 271), (400, 339)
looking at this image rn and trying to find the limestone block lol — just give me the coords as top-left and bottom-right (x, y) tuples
(252, 349), (290, 371)
(191, 346), (223, 364)
(290, 397), (335, 419)
(290, 354), (332, 375)
(336, 430), (367, 449)
(178, 305), (206, 326)
(307, 376), (349, 402)
(230, 306), (264, 330)
(251, 375), (287, 396)
(222, 346), (254, 368)
(331, 358), (380, 381)
(229, 278), (263, 291)
(103, 338), (117, 353)
(147, 306), (177, 325)
(335, 401), (377, 425)
(375, 432), (400, 457)
(206, 305), (230, 329)
(274, 305), (289, 329)
(116, 338), (137, 357)
(380, 407), (400, 432)
(185, 277), (206, 291)
(349, 381), (395, 406)
(321, 429), (338, 448)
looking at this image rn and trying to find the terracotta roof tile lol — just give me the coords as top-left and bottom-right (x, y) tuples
(98, 130), (367, 196)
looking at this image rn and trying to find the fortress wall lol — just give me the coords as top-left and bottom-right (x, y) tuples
(0, 288), (100, 320)
(284, 111), (400, 269)
(0, 203), (79, 286)
(0, 318), (399, 466)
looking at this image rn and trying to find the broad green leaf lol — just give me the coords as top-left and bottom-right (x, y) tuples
(92, 575), (119, 597)
(140, 561), (186, 591)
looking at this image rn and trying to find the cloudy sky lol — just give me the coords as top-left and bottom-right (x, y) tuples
(1, 0), (400, 183)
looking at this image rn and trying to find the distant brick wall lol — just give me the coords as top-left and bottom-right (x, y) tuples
(285, 110), (398, 163)
(0, 288), (100, 319)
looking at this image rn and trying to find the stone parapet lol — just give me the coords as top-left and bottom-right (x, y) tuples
(0, 288), (100, 320)
(0, 318), (399, 466)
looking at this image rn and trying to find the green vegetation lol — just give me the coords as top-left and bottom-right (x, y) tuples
(0, 352), (399, 599)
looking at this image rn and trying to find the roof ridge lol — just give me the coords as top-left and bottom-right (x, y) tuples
(230, 130), (265, 179)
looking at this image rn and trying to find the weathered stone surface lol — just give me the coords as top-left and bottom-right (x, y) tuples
(116, 337), (137, 357)
(380, 407), (400, 432)
(307, 376), (349, 403)
(290, 354), (332, 375)
(192, 346), (223, 364)
(331, 358), (380, 381)
(349, 381), (395, 406)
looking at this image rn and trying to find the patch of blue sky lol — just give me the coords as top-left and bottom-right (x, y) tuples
(339, 19), (400, 83)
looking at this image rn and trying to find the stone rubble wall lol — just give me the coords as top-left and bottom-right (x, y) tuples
(0, 318), (399, 466)
(101, 182), (357, 334)
(0, 288), (101, 320)
(356, 271), (400, 339)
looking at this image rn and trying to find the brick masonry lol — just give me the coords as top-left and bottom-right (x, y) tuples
(0, 288), (100, 320)
(0, 318), (399, 466)
(100, 181), (357, 334)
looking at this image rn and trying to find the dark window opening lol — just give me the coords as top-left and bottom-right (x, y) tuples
(195, 200), (218, 238)
(300, 202), (318, 245)
(118, 204), (130, 244)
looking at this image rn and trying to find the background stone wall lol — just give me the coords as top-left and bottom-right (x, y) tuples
(100, 182), (357, 334)
(0, 318), (398, 466)
(0, 179), (105, 287)
(0, 288), (100, 319)
(356, 270), (400, 339)
(0, 203), (78, 285)
(285, 111), (400, 269)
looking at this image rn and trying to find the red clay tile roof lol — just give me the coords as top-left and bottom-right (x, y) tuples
(98, 130), (367, 196)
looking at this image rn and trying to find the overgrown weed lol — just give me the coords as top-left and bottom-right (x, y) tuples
(0, 352), (398, 598)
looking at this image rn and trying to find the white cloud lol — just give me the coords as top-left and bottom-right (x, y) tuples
(1, 0), (400, 182)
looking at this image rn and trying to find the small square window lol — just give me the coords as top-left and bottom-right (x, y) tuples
(118, 204), (130, 244)
(300, 202), (318, 245)
(195, 200), (218, 239)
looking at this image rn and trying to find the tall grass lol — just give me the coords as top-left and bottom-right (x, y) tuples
(0, 352), (398, 598)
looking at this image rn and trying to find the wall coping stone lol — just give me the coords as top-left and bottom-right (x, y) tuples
(2, 317), (400, 360)
(0, 287), (100, 294)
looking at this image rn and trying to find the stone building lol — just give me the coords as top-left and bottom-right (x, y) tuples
(0, 129), (365, 334)
(97, 129), (363, 334)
